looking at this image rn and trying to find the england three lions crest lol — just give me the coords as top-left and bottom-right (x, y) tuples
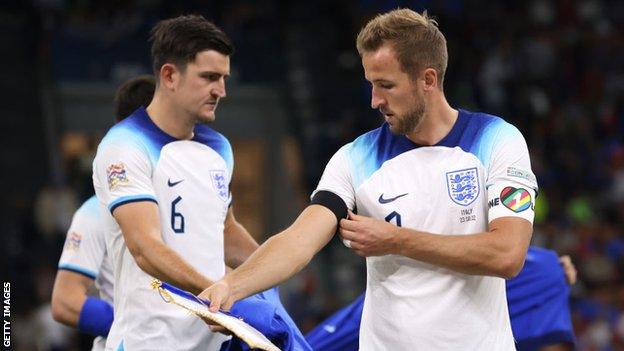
(210, 170), (229, 202)
(446, 167), (480, 206)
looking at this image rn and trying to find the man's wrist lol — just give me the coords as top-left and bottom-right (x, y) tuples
(77, 297), (114, 337)
(393, 227), (417, 257)
(392, 226), (405, 256)
(223, 275), (243, 301)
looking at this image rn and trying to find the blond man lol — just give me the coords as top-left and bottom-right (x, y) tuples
(202, 9), (537, 350)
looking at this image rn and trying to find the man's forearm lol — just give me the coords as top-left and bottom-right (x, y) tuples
(51, 287), (86, 326)
(395, 220), (531, 278)
(224, 221), (259, 268)
(136, 240), (212, 295)
(223, 205), (337, 301)
(225, 231), (313, 301)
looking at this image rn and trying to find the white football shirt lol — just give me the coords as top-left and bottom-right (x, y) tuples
(313, 110), (538, 350)
(93, 107), (232, 350)
(58, 195), (114, 351)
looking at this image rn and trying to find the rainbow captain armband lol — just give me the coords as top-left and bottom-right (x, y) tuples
(78, 297), (114, 337)
(151, 280), (280, 351)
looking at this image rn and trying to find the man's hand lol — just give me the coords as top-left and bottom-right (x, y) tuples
(199, 280), (235, 313)
(198, 280), (236, 334)
(339, 211), (400, 257)
(559, 255), (577, 285)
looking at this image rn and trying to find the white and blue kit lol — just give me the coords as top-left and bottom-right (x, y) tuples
(305, 246), (576, 351)
(312, 109), (538, 350)
(58, 195), (114, 351)
(93, 107), (233, 350)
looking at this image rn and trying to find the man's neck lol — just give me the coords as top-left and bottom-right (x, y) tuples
(405, 95), (458, 146)
(146, 93), (195, 140)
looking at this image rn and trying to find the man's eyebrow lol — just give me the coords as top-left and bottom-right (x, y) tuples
(199, 71), (230, 78)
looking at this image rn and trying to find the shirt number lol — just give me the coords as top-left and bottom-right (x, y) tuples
(171, 196), (185, 233)
(385, 211), (402, 227)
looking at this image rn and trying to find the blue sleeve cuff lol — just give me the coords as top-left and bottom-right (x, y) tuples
(58, 264), (97, 280)
(108, 194), (157, 213)
(78, 297), (114, 337)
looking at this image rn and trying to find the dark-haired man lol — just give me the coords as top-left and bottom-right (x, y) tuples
(92, 15), (258, 350)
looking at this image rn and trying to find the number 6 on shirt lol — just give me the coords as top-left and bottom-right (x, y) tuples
(171, 196), (185, 233)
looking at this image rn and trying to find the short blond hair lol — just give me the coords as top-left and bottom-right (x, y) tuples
(356, 9), (448, 88)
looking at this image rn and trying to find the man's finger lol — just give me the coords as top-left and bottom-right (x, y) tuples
(339, 227), (358, 240)
(203, 318), (232, 335)
(352, 249), (366, 257)
(209, 324), (232, 335)
(350, 240), (364, 251)
(348, 210), (366, 221)
(222, 299), (234, 312)
(208, 295), (222, 312)
(340, 218), (358, 230)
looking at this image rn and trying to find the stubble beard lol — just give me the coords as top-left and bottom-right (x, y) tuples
(389, 94), (426, 135)
(192, 104), (217, 125)
(195, 113), (215, 124)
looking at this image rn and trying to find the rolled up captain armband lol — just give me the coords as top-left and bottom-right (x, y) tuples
(77, 297), (114, 337)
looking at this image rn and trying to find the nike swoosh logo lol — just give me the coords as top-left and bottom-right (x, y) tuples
(378, 193), (408, 204)
(167, 179), (184, 187)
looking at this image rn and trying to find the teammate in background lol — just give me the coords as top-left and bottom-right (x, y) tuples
(92, 15), (259, 350)
(507, 249), (576, 351)
(113, 75), (157, 123)
(306, 247), (577, 351)
(202, 9), (537, 350)
(51, 75), (156, 350)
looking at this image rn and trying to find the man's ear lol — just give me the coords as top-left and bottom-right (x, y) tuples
(159, 63), (179, 91)
(422, 68), (438, 92)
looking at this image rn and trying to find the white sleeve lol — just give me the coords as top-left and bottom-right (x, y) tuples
(93, 141), (156, 214)
(486, 123), (538, 224)
(57, 204), (105, 279)
(311, 145), (356, 211)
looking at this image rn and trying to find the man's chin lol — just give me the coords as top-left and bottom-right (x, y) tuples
(196, 112), (216, 124)
(387, 123), (404, 135)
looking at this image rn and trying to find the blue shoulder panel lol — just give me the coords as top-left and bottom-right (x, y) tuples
(193, 124), (234, 175)
(346, 124), (417, 189)
(345, 110), (515, 189)
(99, 107), (177, 167)
(446, 110), (521, 170)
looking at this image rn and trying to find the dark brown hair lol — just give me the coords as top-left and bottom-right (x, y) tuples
(149, 14), (234, 79)
(114, 75), (155, 122)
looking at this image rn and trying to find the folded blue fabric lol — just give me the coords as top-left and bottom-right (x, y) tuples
(220, 287), (312, 351)
(305, 294), (363, 351)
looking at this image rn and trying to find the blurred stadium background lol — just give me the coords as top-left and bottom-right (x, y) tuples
(1, 0), (623, 350)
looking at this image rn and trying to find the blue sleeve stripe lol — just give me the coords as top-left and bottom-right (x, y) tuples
(58, 264), (97, 280)
(108, 195), (157, 213)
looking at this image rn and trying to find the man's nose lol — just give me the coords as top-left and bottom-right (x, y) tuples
(371, 87), (385, 109)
